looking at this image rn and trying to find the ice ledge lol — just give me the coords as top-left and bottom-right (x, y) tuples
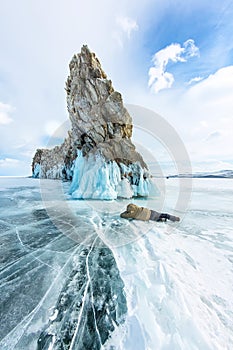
(69, 150), (157, 200)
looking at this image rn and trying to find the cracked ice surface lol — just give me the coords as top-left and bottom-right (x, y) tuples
(0, 177), (233, 349)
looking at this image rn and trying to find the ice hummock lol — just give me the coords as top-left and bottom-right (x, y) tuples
(69, 150), (158, 200)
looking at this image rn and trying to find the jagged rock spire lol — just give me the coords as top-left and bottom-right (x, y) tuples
(65, 45), (146, 167)
(31, 46), (155, 199)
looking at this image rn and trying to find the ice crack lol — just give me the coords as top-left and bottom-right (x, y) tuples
(69, 236), (101, 349)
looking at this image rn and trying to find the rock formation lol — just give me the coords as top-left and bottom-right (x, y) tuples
(32, 45), (156, 199)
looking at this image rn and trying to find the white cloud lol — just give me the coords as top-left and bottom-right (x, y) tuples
(206, 131), (221, 141)
(187, 76), (204, 85)
(148, 39), (199, 93)
(129, 64), (233, 167)
(200, 120), (208, 127)
(116, 16), (138, 39)
(0, 157), (31, 176)
(148, 68), (175, 93)
(114, 16), (139, 47)
(159, 66), (233, 161)
(192, 160), (233, 172)
(45, 120), (62, 136)
(0, 102), (14, 125)
(186, 66), (233, 101)
(0, 158), (19, 167)
(183, 39), (199, 59)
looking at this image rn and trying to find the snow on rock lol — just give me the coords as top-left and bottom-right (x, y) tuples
(31, 45), (156, 199)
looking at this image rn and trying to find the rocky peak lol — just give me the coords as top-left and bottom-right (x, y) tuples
(32, 45), (155, 199)
(65, 45), (141, 163)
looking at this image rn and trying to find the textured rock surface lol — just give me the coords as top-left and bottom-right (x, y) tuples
(32, 45), (153, 198)
(65, 46), (144, 165)
(32, 133), (75, 180)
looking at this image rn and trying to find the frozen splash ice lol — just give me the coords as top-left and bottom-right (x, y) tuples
(69, 150), (157, 200)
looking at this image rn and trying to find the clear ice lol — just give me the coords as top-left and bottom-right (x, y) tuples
(69, 150), (157, 200)
(0, 177), (233, 349)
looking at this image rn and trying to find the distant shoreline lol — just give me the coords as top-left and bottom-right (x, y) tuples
(164, 176), (232, 179)
(152, 169), (233, 179)
(0, 175), (232, 179)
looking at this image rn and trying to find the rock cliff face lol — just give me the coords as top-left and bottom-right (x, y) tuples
(32, 45), (155, 199)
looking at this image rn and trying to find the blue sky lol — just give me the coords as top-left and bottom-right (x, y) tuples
(0, 0), (233, 175)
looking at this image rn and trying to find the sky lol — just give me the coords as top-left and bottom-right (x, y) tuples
(0, 0), (233, 176)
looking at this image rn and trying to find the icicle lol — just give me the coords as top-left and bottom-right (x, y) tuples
(69, 151), (157, 199)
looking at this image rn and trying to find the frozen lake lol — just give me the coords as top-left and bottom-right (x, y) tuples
(0, 177), (232, 349)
